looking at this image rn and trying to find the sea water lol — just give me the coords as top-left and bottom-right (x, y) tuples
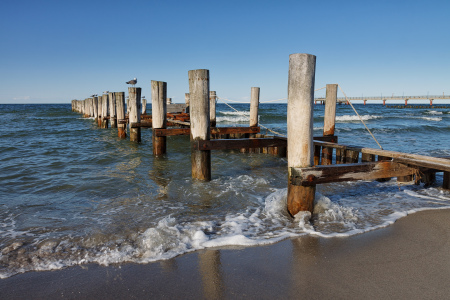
(1, 103), (450, 278)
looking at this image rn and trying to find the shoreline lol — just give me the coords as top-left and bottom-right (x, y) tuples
(1, 208), (449, 299)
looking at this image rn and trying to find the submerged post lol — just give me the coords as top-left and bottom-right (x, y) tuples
(189, 69), (211, 181)
(151, 81), (167, 156)
(116, 92), (126, 139)
(128, 87), (141, 142)
(109, 92), (117, 128)
(210, 91), (217, 127)
(101, 94), (109, 128)
(287, 53), (316, 216)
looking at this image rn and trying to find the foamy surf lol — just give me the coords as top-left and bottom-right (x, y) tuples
(336, 115), (382, 122)
(2, 179), (450, 279)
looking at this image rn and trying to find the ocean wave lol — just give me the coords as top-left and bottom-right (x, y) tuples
(425, 110), (443, 115)
(219, 111), (250, 116)
(421, 117), (442, 121)
(335, 115), (382, 122)
(216, 116), (250, 123)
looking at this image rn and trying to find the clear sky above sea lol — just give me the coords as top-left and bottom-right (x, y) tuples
(1, 0), (449, 104)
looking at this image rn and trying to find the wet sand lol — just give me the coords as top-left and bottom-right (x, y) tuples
(1, 208), (449, 299)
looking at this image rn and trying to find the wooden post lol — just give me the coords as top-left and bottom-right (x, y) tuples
(249, 87), (264, 153)
(376, 155), (391, 181)
(97, 96), (103, 127)
(126, 97), (130, 117)
(88, 98), (94, 117)
(210, 91), (217, 127)
(109, 92), (117, 128)
(185, 93), (190, 113)
(128, 87), (141, 142)
(141, 97), (147, 115)
(151, 81), (167, 156)
(322, 84), (337, 165)
(101, 94), (109, 128)
(116, 92), (126, 139)
(287, 53), (316, 216)
(189, 69), (211, 181)
(250, 87), (260, 130)
(93, 96), (99, 122)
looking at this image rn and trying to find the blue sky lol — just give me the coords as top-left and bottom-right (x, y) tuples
(1, 0), (449, 104)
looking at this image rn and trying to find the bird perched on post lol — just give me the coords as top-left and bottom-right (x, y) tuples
(126, 78), (137, 86)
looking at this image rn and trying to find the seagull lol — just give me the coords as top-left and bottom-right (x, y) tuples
(103, 91), (109, 94)
(126, 78), (137, 86)
(90, 94), (98, 97)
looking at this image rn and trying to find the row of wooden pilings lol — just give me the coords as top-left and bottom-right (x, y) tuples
(72, 53), (450, 217)
(71, 54), (340, 217)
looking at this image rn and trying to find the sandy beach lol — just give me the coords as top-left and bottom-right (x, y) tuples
(0, 208), (448, 299)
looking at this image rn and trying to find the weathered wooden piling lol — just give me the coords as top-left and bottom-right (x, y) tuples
(88, 98), (94, 117)
(151, 81), (167, 156)
(250, 87), (260, 129)
(141, 97), (147, 115)
(128, 87), (141, 142)
(116, 92), (126, 139)
(109, 92), (117, 128)
(101, 94), (109, 128)
(93, 96), (99, 121)
(210, 91), (217, 127)
(189, 69), (211, 181)
(287, 53), (316, 216)
(247, 87), (261, 153)
(322, 84), (337, 165)
(97, 96), (103, 127)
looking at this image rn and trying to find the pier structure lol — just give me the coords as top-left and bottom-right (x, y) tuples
(71, 53), (450, 217)
(314, 94), (450, 105)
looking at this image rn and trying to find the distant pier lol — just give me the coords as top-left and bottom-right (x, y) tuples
(314, 94), (450, 106)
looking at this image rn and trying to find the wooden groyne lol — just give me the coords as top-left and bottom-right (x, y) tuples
(71, 53), (450, 217)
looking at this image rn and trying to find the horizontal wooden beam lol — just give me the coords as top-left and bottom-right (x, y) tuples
(167, 119), (190, 126)
(275, 135), (338, 143)
(212, 126), (260, 135)
(154, 126), (261, 137)
(290, 161), (417, 186)
(194, 138), (286, 151)
(130, 122), (152, 128)
(314, 141), (450, 172)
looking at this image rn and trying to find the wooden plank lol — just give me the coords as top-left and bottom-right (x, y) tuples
(167, 119), (190, 126)
(130, 122), (152, 128)
(314, 141), (450, 172)
(154, 128), (190, 136)
(274, 135), (338, 143)
(194, 138), (286, 151)
(290, 161), (417, 186)
(153, 127), (261, 137)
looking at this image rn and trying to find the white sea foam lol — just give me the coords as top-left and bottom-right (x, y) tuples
(421, 116), (442, 121)
(426, 110), (443, 115)
(2, 183), (450, 279)
(219, 111), (250, 116)
(336, 115), (381, 122)
(216, 116), (250, 123)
